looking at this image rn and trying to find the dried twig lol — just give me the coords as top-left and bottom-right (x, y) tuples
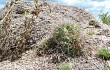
(0, 2), (14, 25)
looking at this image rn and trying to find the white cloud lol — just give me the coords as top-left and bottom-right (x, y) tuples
(62, 0), (110, 9)
(89, 1), (110, 9)
(63, 0), (79, 5)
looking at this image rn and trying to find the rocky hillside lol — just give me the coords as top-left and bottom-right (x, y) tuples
(0, 1), (110, 70)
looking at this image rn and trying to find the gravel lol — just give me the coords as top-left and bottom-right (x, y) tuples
(0, 1), (110, 70)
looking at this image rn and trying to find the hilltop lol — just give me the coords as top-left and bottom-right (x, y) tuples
(0, 1), (110, 70)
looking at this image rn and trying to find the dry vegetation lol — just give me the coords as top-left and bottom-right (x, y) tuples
(0, 0), (82, 62)
(0, 0), (51, 61)
(0, 0), (110, 70)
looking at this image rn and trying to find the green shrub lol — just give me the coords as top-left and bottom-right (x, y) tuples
(99, 12), (110, 24)
(58, 63), (71, 70)
(37, 24), (82, 58)
(98, 48), (110, 60)
(54, 24), (81, 57)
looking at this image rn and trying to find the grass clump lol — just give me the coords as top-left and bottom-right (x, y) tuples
(99, 12), (110, 24)
(98, 48), (110, 60)
(58, 63), (71, 70)
(87, 30), (94, 36)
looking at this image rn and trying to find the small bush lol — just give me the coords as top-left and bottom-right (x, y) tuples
(98, 48), (110, 60)
(37, 24), (82, 58)
(54, 24), (82, 57)
(58, 63), (71, 70)
(99, 12), (110, 24)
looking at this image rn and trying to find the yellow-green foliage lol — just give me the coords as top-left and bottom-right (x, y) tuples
(87, 30), (94, 36)
(98, 48), (110, 60)
(99, 12), (110, 24)
(54, 24), (81, 57)
(105, 67), (110, 70)
(58, 63), (71, 70)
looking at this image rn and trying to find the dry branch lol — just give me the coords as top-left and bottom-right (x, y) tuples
(0, 2), (14, 25)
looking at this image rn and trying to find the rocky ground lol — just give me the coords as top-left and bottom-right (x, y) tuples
(0, 1), (110, 70)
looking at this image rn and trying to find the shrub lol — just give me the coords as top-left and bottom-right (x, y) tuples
(99, 12), (110, 24)
(37, 24), (82, 58)
(58, 63), (71, 70)
(98, 48), (110, 60)
(54, 24), (82, 57)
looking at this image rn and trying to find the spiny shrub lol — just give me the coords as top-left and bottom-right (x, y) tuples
(37, 24), (82, 57)
(98, 48), (110, 60)
(99, 12), (110, 24)
(58, 63), (71, 70)
(54, 24), (82, 57)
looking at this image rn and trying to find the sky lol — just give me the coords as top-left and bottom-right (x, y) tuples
(47, 0), (110, 18)
(0, 0), (8, 8)
(0, 0), (110, 18)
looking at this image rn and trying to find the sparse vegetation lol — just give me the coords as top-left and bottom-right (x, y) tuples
(0, 0), (51, 61)
(87, 30), (94, 36)
(1, 0), (110, 70)
(98, 48), (110, 60)
(99, 12), (110, 24)
(58, 63), (71, 70)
